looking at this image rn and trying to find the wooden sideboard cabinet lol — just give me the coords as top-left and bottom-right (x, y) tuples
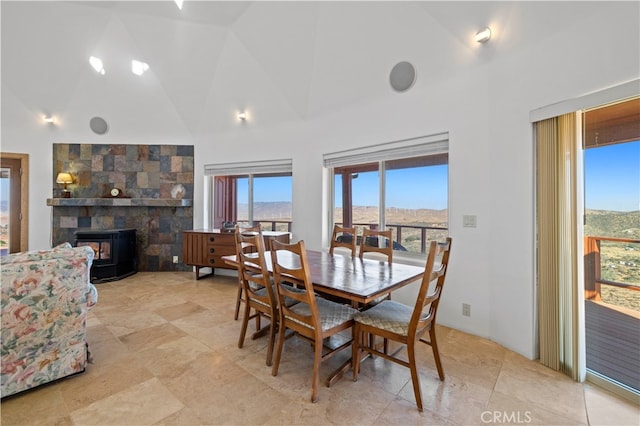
(182, 229), (290, 279)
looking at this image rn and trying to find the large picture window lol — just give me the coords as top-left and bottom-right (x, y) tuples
(325, 134), (448, 255)
(205, 159), (292, 232)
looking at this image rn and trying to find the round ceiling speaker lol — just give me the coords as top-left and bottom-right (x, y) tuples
(389, 61), (416, 93)
(89, 116), (109, 135)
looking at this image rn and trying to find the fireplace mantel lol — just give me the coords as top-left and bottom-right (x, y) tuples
(46, 198), (192, 207)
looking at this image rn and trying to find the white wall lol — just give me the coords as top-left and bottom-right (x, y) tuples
(2, 1), (638, 359)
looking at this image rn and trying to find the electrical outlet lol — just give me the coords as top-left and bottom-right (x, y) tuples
(173, 255), (179, 264)
(462, 303), (471, 317)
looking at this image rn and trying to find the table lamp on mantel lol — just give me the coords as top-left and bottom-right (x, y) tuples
(56, 172), (73, 198)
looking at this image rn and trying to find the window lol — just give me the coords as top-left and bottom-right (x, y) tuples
(236, 173), (292, 230)
(325, 134), (448, 255)
(334, 163), (380, 228)
(204, 159), (292, 232)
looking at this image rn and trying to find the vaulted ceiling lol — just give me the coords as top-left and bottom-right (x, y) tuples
(1, 1), (617, 138)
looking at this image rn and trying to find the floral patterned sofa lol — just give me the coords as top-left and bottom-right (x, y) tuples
(1, 243), (98, 398)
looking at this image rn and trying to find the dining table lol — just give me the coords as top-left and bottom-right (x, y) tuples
(225, 249), (426, 307)
(223, 248), (427, 385)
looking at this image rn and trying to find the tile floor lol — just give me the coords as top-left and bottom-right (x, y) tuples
(1, 272), (638, 425)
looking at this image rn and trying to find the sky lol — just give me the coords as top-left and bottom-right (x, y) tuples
(237, 176), (293, 204)
(584, 140), (639, 211)
(336, 165), (449, 210)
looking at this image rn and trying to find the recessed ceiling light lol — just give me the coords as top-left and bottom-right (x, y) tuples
(131, 60), (149, 76)
(174, 0), (184, 10)
(89, 56), (105, 75)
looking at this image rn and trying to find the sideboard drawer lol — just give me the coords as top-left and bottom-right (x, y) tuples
(206, 255), (234, 268)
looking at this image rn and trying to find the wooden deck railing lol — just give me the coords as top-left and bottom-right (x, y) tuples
(336, 222), (448, 254)
(253, 220), (448, 254)
(385, 223), (449, 253)
(584, 235), (640, 301)
(584, 235), (640, 394)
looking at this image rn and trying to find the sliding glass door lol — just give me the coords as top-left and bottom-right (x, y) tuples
(583, 98), (640, 396)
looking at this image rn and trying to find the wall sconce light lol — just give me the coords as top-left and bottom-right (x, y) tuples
(237, 111), (247, 121)
(43, 116), (55, 124)
(475, 27), (492, 43)
(56, 172), (73, 198)
(174, 0), (184, 10)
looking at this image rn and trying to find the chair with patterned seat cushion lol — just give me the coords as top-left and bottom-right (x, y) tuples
(235, 227), (280, 366)
(359, 227), (394, 311)
(352, 237), (452, 412)
(358, 228), (394, 351)
(234, 224), (261, 320)
(270, 239), (359, 403)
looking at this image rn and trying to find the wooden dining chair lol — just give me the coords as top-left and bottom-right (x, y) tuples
(359, 228), (393, 262)
(329, 224), (357, 257)
(234, 224), (261, 320)
(235, 227), (279, 366)
(352, 237), (452, 412)
(270, 239), (359, 403)
(360, 228), (394, 311)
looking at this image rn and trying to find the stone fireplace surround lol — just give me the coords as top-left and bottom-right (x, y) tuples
(48, 144), (194, 272)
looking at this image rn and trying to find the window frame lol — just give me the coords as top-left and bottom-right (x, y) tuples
(324, 134), (449, 257)
(204, 159), (292, 230)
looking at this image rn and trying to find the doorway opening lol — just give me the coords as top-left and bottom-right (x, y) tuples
(582, 97), (640, 400)
(0, 153), (29, 254)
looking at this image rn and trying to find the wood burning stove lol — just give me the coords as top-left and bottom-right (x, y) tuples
(75, 229), (137, 283)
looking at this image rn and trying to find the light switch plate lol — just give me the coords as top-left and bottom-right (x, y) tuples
(463, 214), (477, 228)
